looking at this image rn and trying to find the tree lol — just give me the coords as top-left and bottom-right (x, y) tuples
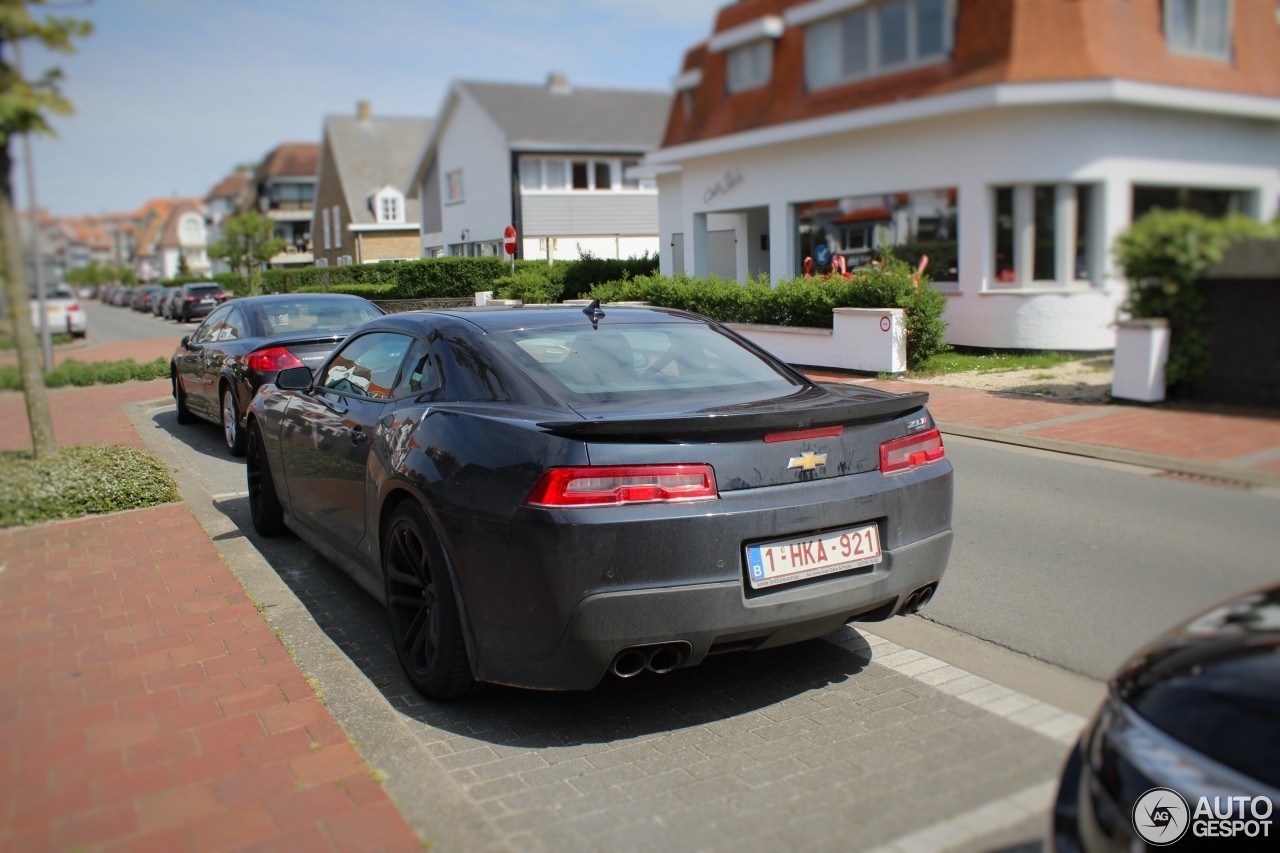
(0, 0), (92, 458)
(208, 211), (284, 296)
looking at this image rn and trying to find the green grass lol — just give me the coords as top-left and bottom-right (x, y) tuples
(0, 332), (73, 350)
(0, 357), (168, 391)
(908, 350), (1079, 378)
(0, 444), (180, 528)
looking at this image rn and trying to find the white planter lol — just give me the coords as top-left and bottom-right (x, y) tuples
(1111, 318), (1170, 402)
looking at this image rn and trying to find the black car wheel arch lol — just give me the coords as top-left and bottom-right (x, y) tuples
(383, 501), (475, 701)
(246, 420), (285, 536)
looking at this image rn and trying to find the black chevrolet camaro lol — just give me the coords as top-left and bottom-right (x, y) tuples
(245, 304), (954, 700)
(171, 293), (384, 456)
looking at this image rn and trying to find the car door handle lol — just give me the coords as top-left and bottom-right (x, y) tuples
(350, 429), (367, 446)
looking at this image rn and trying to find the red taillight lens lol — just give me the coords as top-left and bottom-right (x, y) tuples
(66, 304), (80, 312)
(879, 428), (945, 474)
(526, 465), (718, 507)
(763, 425), (844, 443)
(246, 347), (306, 373)
(185, 295), (198, 301)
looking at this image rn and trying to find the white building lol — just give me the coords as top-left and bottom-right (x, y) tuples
(409, 75), (671, 262)
(648, 0), (1280, 350)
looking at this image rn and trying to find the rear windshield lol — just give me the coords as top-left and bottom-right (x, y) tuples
(491, 321), (803, 409)
(186, 284), (218, 296)
(260, 299), (383, 335)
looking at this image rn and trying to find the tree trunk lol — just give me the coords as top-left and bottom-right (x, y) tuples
(0, 140), (57, 457)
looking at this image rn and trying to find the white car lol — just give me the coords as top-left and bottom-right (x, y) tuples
(30, 285), (88, 338)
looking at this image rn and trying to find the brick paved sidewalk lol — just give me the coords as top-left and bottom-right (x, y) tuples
(0, 379), (172, 452)
(0, 336), (177, 371)
(0, 504), (421, 851)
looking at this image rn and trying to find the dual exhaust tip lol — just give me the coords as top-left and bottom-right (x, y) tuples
(898, 583), (937, 615)
(609, 643), (691, 678)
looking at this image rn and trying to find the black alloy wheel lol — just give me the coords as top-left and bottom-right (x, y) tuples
(246, 422), (284, 536)
(221, 386), (247, 456)
(173, 369), (196, 425)
(383, 503), (474, 701)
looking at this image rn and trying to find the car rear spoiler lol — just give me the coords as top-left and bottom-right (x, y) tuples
(536, 389), (930, 440)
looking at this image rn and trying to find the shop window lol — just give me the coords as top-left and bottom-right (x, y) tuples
(726, 40), (773, 93)
(1165, 0), (1232, 61)
(1132, 185), (1250, 219)
(805, 0), (951, 91)
(794, 187), (958, 279)
(991, 184), (1095, 288)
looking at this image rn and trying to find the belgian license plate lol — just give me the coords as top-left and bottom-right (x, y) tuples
(200, 298), (215, 305)
(746, 523), (882, 589)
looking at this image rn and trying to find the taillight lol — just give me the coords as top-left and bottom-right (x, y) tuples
(185, 295), (198, 301)
(66, 305), (80, 312)
(879, 428), (945, 474)
(246, 347), (306, 373)
(526, 465), (718, 507)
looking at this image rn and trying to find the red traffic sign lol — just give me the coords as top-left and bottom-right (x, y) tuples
(503, 225), (517, 256)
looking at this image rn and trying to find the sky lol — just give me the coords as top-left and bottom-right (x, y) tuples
(20, 0), (728, 217)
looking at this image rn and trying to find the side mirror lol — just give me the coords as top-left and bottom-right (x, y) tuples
(275, 366), (313, 391)
(180, 335), (191, 348)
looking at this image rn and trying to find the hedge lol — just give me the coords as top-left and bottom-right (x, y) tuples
(1114, 210), (1278, 387)
(587, 257), (949, 365)
(0, 357), (169, 391)
(0, 444), (180, 528)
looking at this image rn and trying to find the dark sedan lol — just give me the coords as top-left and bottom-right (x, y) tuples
(245, 304), (954, 700)
(171, 293), (384, 456)
(1053, 584), (1279, 851)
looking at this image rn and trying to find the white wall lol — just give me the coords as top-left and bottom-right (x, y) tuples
(520, 235), (660, 262)
(431, 95), (513, 251)
(659, 101), (1280, 350)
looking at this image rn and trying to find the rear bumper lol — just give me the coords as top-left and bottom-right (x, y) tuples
(475, 528), (951, 690)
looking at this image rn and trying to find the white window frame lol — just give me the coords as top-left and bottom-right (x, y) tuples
(726, 39), (774, 93)
(333, 205), (341, 248)
(373, 187), (406, 224)
(1164, 0), (1233, 61)
(519, 157), (654, 194)
(322, 207), (331, 251)
(804, 0), (953, 92)
(990, 183), (1097, 291)
(445, 170), (465, 204)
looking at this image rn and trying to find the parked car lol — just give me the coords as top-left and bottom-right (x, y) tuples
(153, 286), (179, 317)
(132, 285), (164, 312)
(172, 282), (223, 323)
(29, 285), (87, 338)
(171, 293), (384, 456)
(244, 304), (954, 700)
(1052, 584), (1280, 851)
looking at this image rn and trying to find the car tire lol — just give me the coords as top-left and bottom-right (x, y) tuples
(383, 503), (475, 701)
(221, 386), (247, 456)
(246, 421), (285, 537)
(173, 370), (196, 425)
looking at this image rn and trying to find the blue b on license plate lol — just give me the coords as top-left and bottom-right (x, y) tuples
(746, 523), (882, 589)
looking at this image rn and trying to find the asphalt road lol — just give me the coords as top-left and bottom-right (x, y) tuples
(82, 296), (198, 344)
(932, 436), (1279, 678)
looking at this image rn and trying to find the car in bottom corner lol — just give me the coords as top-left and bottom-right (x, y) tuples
(171, 293), (384, 456)
(1052, 583), (1280, 851)
(243, 304), (954, 700)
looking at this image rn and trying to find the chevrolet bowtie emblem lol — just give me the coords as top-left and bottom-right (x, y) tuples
(787, 451), (827, 471)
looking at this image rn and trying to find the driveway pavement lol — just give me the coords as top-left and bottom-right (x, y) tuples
(3, 361), (1278, 850)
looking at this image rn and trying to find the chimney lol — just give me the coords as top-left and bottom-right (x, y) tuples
(357, 100), (371, 121)
(546, 73), (571, 95)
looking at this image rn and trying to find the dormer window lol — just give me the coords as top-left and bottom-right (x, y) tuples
(372, 186), (406, 224)
(726, 41), (774, 93)
(801, 0), (952, 92)
(1165, 0), (1232, 61)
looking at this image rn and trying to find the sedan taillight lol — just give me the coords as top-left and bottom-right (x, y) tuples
(246, 347), (306, 373)
(526, 465), (718, 507)
(879, 428), (945, 474)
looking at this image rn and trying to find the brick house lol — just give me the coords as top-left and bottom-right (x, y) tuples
(311, 101), (433, 268)
(243, 143), (320, 269)
(648, 0), (1280, 350)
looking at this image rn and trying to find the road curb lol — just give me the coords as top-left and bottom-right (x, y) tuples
(938, 422), (1280, 490)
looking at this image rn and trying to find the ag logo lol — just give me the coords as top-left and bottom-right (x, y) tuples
(1132, 787), (1190, 845)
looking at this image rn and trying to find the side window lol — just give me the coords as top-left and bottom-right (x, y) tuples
(319, 332), (412, 400)
(192, 305), (230, 344)
(216, 307), (247, 342)
(393, 338), (441, 397)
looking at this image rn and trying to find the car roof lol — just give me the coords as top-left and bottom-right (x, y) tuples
(362, 305), (706, 336)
